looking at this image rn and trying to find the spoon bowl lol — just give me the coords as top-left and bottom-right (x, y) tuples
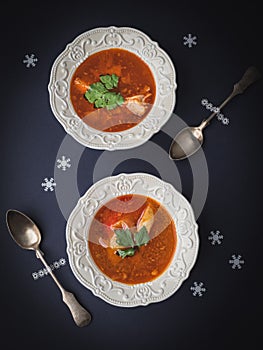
(6, 209), (41, 250)
(169, 126), (203, 160)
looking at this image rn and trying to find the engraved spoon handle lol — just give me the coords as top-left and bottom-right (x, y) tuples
(61, 290), (92, 327)
(199, 66), (261, 130)
(233, 66), (261, 95)
(36, 249), (91, 327)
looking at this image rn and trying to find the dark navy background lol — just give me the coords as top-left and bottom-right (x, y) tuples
(1, 1), (262, 349)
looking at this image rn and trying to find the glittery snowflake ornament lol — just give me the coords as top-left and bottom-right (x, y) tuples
(208, 230), (224, 245)
(57, 156), (71, 171)
(183, 34), (197, 48)
(229, 254), (245, 269)
(23, 54), (38, 68)
(41, 177), (56, 191)
(190, 281), (206, 296)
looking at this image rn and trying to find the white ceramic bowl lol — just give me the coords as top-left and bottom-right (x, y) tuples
(48, 26), (177, 150)
(66, 173), (199, 307)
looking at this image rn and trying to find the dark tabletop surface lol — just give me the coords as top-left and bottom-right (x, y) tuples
(1, 1), (263, 349)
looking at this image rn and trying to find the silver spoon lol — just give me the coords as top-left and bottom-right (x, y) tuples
(6, 209), (92, 327)
(169, 66), (261, 160)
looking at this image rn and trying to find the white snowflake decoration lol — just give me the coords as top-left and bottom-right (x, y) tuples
(41, 177), (56, 191)
(57, 155), (71, 171)
(208, 230), (224, 245)
(32, 257), (67, 280)
(217, 112), (230, 125)
(38, 270), (44, 277)
(23, 53), (38, 68)
(229, 254), (245, 269)
(59, 258), (66, 265)
(183, 34), (197, 48)
(190, 281), (206, 296)
(222, 117), (230, 125)
(201, 98), (230, 126)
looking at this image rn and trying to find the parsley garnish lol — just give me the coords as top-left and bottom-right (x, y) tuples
(117, 248), (136, 258)
(115, 228), (135, 248)
(84, 74), (124, 110)
(100, 73), (119, 89)
(134, 226), (150, 246)
(115, 225), (150, 259)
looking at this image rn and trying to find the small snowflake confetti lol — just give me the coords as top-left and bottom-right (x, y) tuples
(23, 53), (38, 68)
(41, 177), (56, 192)
(222, 117), (230, 125)
(183, 34), (197, 48)
(190, 281), (206, 296)
(229, 254), (245, 269)
(59, 258), (66, 265)
(208, 230), (224, 245)
(57, 155), (71, 171)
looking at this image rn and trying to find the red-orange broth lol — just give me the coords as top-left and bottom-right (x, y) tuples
(70, 48), (156, 132)
(88, 194), (177, 285)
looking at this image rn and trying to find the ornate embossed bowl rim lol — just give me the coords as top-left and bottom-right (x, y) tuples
(66, 173), (199, 307)
(48, 26), (177, 150)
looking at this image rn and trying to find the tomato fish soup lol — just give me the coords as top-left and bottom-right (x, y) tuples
(70, 48), (156, 132)
(88, 194), (176, 285)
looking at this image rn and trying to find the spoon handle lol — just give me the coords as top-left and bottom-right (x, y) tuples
(233, 66), (261, 95)
(61, 290), (92, 327)
(36, 249), (91, 327)
(200, 66), (261, 129)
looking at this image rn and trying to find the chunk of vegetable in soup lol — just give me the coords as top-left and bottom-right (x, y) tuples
(88, 195), (176, 285)
(70, 49), (156, 132)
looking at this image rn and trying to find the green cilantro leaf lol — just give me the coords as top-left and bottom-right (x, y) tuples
(114, 228), (135, 248)
(94, 97), (106, 108)
(104, 92), (125, 110)
(84, 74), (123, 110)
(99, 74), (111, 84)
(84, 88), (101, 103)
(113, 225), (150, 259)
(117, 248), (136, 259)
(91, 81), (108, 93)
(100, 75), (114, 89)
(115, 93), (124, 105)
(111, 74), (119, 87)
(134, 226), (150, 246)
